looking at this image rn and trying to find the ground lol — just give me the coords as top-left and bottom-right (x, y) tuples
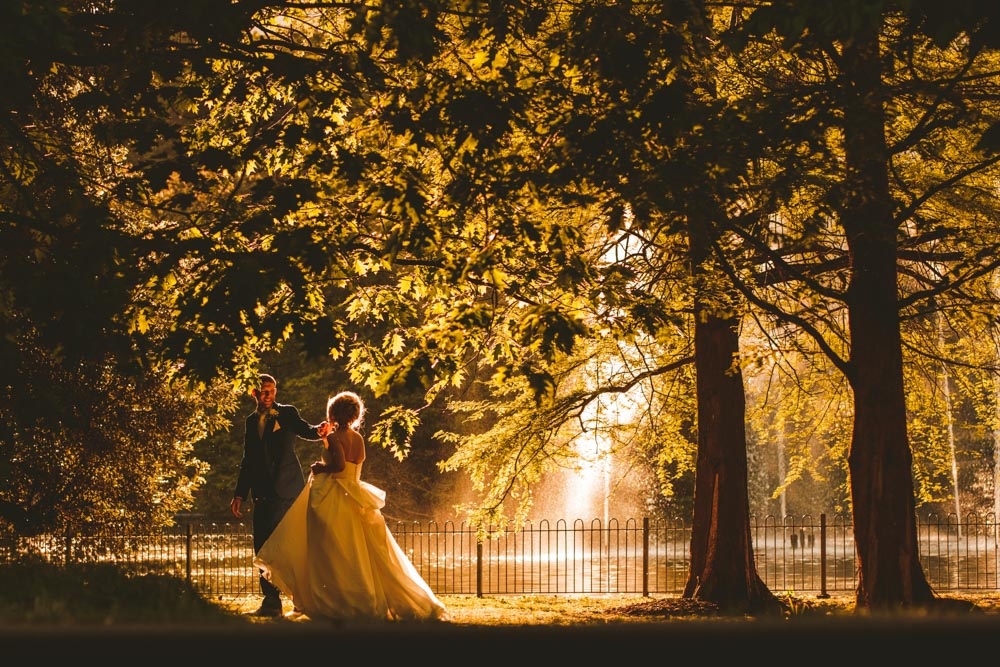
(225, 590), (1000, 624)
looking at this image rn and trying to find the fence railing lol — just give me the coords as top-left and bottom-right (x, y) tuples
(2, 513), (998, 598)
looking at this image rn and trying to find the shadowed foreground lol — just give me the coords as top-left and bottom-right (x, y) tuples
(6, 615), (1000, 659)
(3, 564), (998, 659)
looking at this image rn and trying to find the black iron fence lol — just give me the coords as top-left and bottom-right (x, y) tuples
(2, 513), (998, 598)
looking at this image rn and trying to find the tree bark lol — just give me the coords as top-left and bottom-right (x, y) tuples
(840, 19), (936, 610)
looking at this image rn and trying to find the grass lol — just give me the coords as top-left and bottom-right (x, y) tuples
(224, 592), (727, 625)
(3, 561), (1000, 627)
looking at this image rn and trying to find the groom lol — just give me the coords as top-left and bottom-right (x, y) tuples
(230, 373), (325, 616)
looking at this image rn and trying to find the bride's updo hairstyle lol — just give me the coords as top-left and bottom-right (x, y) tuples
(328, 391), (365, 430)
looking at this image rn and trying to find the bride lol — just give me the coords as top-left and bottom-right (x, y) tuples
(254, 390), (448, 622)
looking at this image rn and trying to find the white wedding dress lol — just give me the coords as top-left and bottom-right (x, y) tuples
(254, 456), (448, 622)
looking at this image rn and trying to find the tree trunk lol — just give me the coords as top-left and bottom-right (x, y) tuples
(682, 221), (782, 615)
(841, 19), (935, 611)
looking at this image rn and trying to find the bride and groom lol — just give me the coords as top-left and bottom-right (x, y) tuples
(231, 374), (448, 622)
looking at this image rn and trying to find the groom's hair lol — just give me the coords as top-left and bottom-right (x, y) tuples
(259, 373), (277, 387)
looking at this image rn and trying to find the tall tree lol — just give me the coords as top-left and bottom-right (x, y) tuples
(840, 15), (936, 608)
(410, 0), (786, 613)
(733, 0), (1000, 609)
(0, 1), (252, 532)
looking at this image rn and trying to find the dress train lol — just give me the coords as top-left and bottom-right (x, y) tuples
(254, 460), (448, 622)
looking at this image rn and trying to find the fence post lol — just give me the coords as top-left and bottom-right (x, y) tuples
(818, 513), (829, 598)
(642, 517), (649, 597)
(185, 523), (193, 585)
(476, 538), (483, 598)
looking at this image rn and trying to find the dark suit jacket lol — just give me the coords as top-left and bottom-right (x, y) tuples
(233, 402), (322, 503)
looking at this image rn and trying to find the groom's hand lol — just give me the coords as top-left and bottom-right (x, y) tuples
(230, 497), (244, 519)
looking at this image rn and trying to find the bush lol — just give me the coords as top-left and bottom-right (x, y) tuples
(0, 561), (247, 625)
